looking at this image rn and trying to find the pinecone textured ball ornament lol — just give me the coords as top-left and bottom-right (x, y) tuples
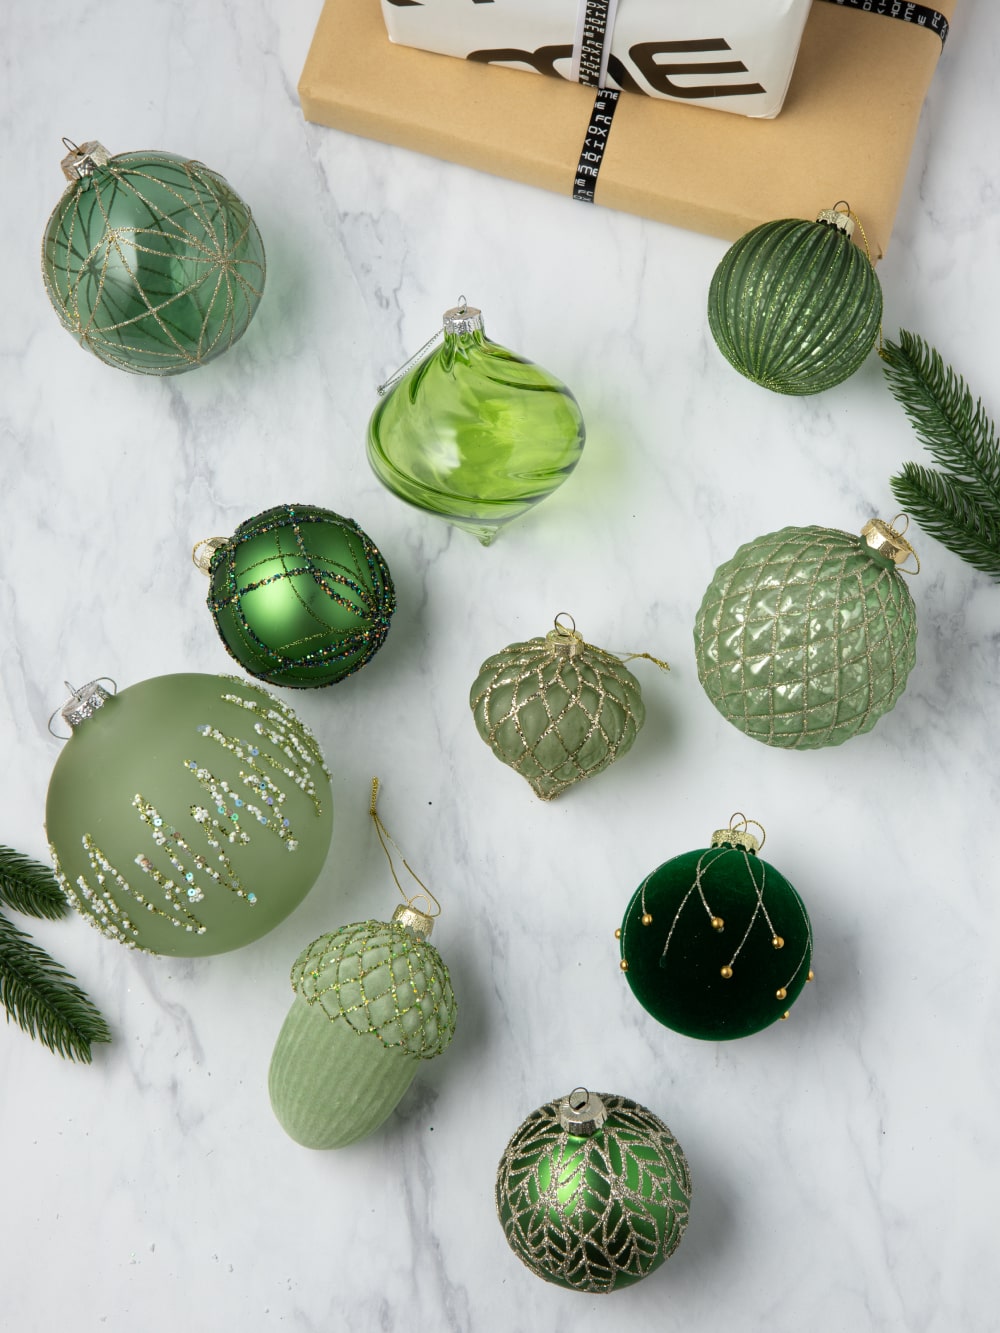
(197, 503), (395, 689)
(470, 615), (653, 800)
(496, 1088), (691, 1293)
(618, 816), (813, 1040)
(367, 301), (585, 545)
(45, 675), (332, 956)
(694, 518), (918, 748)
(41, 140), (265, 375)
(707, 205), (882, 395)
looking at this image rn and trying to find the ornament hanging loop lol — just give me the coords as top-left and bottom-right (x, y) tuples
(730, 811), (766, 849)
(47, 677), (117, 740)
(369, 778), (441, 919)
(59, 138), (109, 182)
(861, 516), (920, 575)
(192, 536), (227, 574)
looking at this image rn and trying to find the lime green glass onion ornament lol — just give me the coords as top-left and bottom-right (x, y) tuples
(367, 300), (585, 545)
(707, 205), (882, 395)
(268, 781), (456, 1150)
(496, 1088), (691, 1293)
(694, 517), (919, 748)
(196, 503), (395, 688)
(41, 139), (265, 374)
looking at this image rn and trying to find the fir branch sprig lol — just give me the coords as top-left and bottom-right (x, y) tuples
(882, 331), (1000, 579)
(0, 844), (68, 920)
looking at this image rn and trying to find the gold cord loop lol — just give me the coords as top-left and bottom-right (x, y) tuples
(369, 778), (441, 917)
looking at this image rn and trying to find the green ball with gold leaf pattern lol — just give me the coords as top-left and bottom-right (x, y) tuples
(45, 674), (332, 956)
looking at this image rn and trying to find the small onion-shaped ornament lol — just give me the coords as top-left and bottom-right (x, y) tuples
(694, 517), (918, 748)
(45, 675), (332, 956)
(496, 1088), (691, 1293)
(41, 140), (265, 375)
(197, 503), (396, 689)
(707, 205), (882, 395)
(367, 301), (585, 545)
(268, 905), (456, 1149)
(470, 615), (658, 800)
(619, 816), (813, 1040)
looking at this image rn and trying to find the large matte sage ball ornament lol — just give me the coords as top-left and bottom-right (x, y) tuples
(496, 1088), (691, 1293)
(41, 139), (265, 375)
(707, 205), (882, 395)
(694, 517), (919, 748)
(45, 675), (332, 955)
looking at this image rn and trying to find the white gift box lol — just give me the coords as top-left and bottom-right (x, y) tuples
(380, 0), (813, 119)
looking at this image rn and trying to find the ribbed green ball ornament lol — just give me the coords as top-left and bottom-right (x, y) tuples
(496, 1088), (691, 1293)
(470, 615), (650, 800)
(45, 675), (332, 956)
(198, 503), (396, 689)
(694, 518), (918, 748)
(707, 206), (882, 395)
(41, 139), (265, 375)
(619, 817), (813, 1040)
(268, 906), (456, 1149)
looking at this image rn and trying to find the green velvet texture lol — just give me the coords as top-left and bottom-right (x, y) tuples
(470, 635), (644, 800)
(268, 994), (418, 1150)
(694, 524), (917, 749)
(707, 216), (882, 395)
(45, 674), (332, 956)
(620, 845), (812, 1041)
(42, 150), (265, 375)
(207, 503), (395, 689)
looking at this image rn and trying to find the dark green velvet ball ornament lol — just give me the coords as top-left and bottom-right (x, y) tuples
(618, 817), (813, 1040)
(197, 503), (396, 689)
(707, 205), (882, 395)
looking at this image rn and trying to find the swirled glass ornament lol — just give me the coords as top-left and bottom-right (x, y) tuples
(694, 518), (918, 748)
(496, 1088), (691, 1293)
(41, 140), (265, 374)
(707, 206), (882, 395)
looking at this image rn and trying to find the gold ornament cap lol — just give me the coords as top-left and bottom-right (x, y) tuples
(391, 902), (434, 941)
(860, 516), (918, 568)
(558, 1087), (607, 1136)
(710, 813), (763, 854)
(443, 301), (483, 336)
(546, 612), (585, 660)
(60, 139), (110, 182)
(816, 204), (855, 238)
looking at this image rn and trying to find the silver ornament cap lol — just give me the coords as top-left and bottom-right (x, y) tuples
(557, 1087), (608, 1136)
(442, 302), (483, 336)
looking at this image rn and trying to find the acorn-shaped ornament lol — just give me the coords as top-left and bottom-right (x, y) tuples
(367, 300), (585, 545)
(694, 516), (918, 748)
(470, 615), (667, 799)
(496, 1087), (691, 1293)
(707, 203), (882, 395)
(618, 815), (813, 1040)
(268, 782), (456, 1149)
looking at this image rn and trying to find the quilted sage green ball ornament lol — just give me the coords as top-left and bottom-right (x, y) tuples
(496, 1087), (691, 1293)
(694, 517), (919, 748)
(470, 615), (665, 800)
(618, 815), (814, 1040)
(268, 782), (456, 1150)
(41, 139), (265, 375)
(707, 204), (882, 395)
(45, 675), (332, 955)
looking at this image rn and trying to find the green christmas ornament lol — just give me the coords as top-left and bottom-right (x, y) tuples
(367, 300), (585, 545)
(196, 503), (396, 689)
(694, 517), (919, 748)
(496, 1087), (691, 1293)
(41, 139), (265, 375)
(268, 782), (456, 1149)
(707, 204), (882, 395)
(618, 815), (813, 1041)
(470, 614), (665, 800)
(45, 675), (332, 956)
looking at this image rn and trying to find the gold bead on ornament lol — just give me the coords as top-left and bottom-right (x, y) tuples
(711, 916), (724, 931)
(614, 928), (622, 939)
(641, 912), (653, 926)
(807, 969), (815, 982)
(619, 959), (629, 972)
(720, 965), (733, 979)
(780, 1011), (790, 1020)
(776, 987), (787, 1000)
(772, 935), (784, 949)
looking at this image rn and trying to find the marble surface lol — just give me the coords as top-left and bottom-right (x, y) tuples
(2, 2), (998, 1329)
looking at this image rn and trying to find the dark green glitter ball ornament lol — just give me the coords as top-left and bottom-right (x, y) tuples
(707, 205), (882, 395)
(618, 816), (813, 1041)
(41, 140), (265, 375)
(198, 504), (396, 689)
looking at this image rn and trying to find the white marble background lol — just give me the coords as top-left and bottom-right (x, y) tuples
(1, 2), (997, 1330)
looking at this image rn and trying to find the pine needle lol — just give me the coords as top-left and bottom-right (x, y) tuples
(0, 844), (67, 920)
(0, 912), (111, 1063)
(882, 331), (1000, 579)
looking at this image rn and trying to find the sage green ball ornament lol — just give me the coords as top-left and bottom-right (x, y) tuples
(707, 205), (882, 395)
(496, 1088), (691, 1293)
(45, 675), (332, 955)
(694, 517), (919, 748)
(470, 614), (661, 800)
(618, 816), (814, 1040)
(41, 140), (265, 375)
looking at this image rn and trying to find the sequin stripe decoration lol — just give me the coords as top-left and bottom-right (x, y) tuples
(133, 795), (256, 905)
(216, 682), (329, 809)
(815, 0), (949, 45)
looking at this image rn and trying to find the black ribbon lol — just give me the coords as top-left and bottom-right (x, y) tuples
(573, 88), (621, 201)
(815, 0), (948, 45)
